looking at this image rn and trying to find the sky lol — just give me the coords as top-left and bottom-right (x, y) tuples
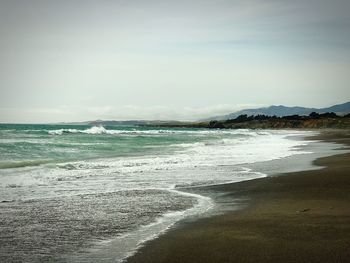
(0, 0), (350, 123)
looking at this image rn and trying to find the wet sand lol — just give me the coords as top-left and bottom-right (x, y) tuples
(127, 130), (350, 263)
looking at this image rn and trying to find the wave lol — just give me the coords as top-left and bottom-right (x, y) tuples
(48, 126), (109, 135)
(0, 159), (52, 169)
(48, 126), (258, 136)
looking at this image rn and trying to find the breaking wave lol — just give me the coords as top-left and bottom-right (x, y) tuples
(48, 126), (110, 135)
(47, 126), (248, 136)
(0, 159), (52, 169)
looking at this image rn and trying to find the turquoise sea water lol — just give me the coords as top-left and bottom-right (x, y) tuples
(0, 124), (312, 262)
(0, 124), (223, 169)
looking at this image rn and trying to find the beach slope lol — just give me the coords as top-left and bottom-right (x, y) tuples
(127, 131), (350, 263)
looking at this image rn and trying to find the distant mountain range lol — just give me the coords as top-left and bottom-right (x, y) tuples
(59, 101), (350, 126)
(205, 101), (350, 121)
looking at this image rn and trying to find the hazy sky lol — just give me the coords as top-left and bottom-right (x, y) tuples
(1, 0), (350, 123)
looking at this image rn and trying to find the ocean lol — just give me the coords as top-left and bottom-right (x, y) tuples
(0, 124), (312, 262)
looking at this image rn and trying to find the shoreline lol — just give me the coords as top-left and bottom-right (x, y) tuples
(126, 130), (350, 263)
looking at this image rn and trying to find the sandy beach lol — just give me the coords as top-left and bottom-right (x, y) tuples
(127, 130), (350, 263)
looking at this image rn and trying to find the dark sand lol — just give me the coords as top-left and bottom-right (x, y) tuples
(127, 130), (350, 263)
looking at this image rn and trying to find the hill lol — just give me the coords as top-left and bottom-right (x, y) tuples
(206, 101), (350, 121)
(151, 112), (350, 129)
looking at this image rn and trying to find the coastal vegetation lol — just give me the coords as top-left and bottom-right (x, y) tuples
(150, 112), (350, 129)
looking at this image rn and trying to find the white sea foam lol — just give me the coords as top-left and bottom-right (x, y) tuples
(0, 128), (319, 263)
(68, 188), (214, 263)
(1, 129), (313, 200)
(47, 126), (262, 136)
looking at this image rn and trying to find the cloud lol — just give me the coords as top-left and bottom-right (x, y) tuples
(0, 0), (349, 123)
(0, 104), (264, 123)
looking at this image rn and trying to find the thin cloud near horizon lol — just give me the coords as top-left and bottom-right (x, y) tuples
(0, 104), (264, 123)
(1, 101), (348, 124)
